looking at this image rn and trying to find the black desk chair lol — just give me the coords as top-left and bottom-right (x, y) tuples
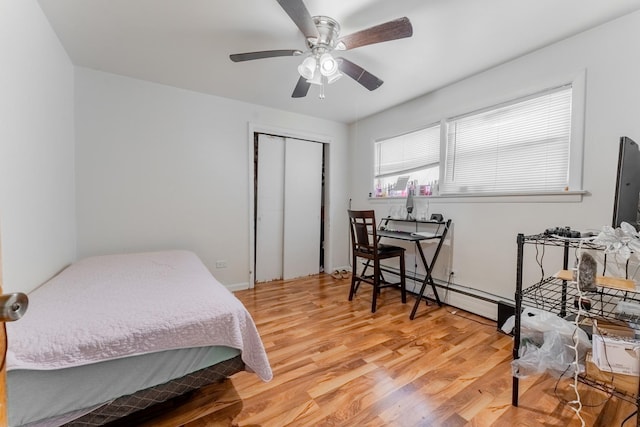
(348, 209), (406, 313)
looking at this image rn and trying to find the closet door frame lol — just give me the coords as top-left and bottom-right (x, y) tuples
(248, 123), (332, 288)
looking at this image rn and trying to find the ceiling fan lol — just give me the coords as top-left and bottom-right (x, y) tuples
(229, 0), (413, 99)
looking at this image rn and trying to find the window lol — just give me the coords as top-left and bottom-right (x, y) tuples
(373, 124), (440, 197)
(441, 85), (573, 195)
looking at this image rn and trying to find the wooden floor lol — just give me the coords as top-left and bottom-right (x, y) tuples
(134, 273), (637, 426)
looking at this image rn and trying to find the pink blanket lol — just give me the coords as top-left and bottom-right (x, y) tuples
(6, 250), (272, 382)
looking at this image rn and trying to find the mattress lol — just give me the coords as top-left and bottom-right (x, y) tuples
(6, 250), (272, 426)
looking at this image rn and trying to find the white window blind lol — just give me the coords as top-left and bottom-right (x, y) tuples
(442, 85), (572, 195)
(375, 125), (440, 178)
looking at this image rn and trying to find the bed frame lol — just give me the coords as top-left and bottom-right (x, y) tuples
(66, 355), (245, 426)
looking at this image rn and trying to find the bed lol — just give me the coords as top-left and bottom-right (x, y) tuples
(5, 250), (272, 427)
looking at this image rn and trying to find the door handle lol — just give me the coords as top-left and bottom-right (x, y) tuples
(0, 293), (28, 322)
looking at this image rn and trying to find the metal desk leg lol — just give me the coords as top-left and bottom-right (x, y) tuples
(409, 245), (441, 319)
(416, 243), (441, 305)
(409, 220), (450, 320)
(410, 274), (438, 320)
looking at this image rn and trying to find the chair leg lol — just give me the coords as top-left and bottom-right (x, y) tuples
(357, 260), (372, 294)
(371, 261), (379, 313)
(400, 253), (407, 304)
(357, 261), (370, 293)
(348, 254), (358, 301)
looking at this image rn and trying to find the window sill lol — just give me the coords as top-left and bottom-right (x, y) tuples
(369, 190), (587, 203)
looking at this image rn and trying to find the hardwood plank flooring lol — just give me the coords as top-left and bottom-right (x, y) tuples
(134, 273), (637, 426)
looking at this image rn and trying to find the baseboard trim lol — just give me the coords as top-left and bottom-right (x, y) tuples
(226, 282), (250, 292)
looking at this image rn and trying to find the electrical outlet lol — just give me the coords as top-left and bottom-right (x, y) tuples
(215, 260), (228, 269)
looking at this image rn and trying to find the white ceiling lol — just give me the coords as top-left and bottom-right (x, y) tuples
(37, 0), (640, 124)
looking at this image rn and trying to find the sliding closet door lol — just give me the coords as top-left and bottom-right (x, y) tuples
(255, 134), (285, 282)
(283, 138), (322, 280)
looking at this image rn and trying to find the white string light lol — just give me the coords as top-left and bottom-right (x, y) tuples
(568, 239), (586, 427)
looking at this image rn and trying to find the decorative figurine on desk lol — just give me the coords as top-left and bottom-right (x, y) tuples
(406, 181), (415, 220)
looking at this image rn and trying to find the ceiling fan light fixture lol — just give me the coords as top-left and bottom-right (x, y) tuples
(306, 70), (323, 86)
(297, 56), (317, 80)
(326, 70), (343, 84)
(319, 53), (338, 76)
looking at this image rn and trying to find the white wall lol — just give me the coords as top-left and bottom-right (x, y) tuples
(349, 10), (640, 318)
(75, 68), (350, 287)
(0, 0), (76, 293)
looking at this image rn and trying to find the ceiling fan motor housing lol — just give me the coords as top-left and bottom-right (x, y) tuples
(308, 16), (340, 52)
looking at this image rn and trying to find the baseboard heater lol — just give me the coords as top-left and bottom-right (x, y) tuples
(373, 264), (513, 327)
(375, 264), (502, 304)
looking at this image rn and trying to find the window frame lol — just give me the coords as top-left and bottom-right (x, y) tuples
(372, 122), (442, 197)
(442, 84), (573, 195)
(370, 70), (586, 201)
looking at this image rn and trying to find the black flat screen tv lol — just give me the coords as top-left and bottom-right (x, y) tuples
(612, 136), (640, 230)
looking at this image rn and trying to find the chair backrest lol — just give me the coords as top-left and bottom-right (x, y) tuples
(348, 210), (378, 254)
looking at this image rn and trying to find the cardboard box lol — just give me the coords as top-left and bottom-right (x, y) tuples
(592, 318), (635, 339)
(592, 333), (640, 376)
(585, 352), (638, 396)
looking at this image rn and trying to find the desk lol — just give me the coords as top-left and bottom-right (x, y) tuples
(378, 218), (452, 320)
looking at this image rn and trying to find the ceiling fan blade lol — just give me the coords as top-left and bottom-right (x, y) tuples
(276, 0), (319, 39)
(230, 49), (303, 62)
(337, 17), (413, 50)
(337, 58), (383, 91)
(292, 76), (311, 98)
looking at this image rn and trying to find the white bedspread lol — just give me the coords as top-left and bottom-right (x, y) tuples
(6, 250), (272, 382)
